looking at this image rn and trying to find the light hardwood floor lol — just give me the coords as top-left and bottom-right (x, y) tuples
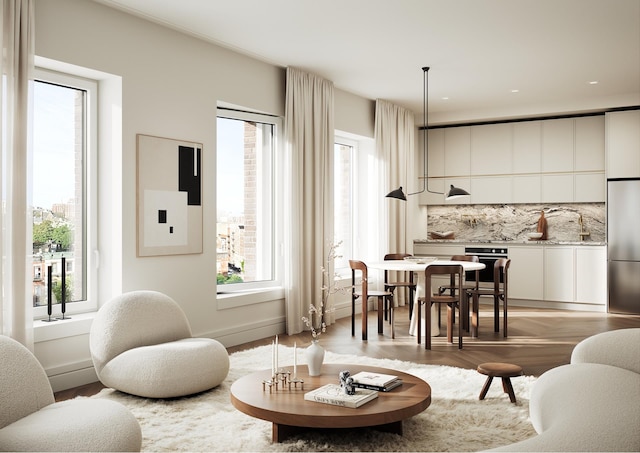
(55, 305), (640, 401)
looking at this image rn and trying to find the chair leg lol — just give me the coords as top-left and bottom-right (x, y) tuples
(479, 376), (494, 400)
(503, 295), (508, 338)
(458, 303), (463, 349)
(377, 296), (384, 334)
(425, 301), (432, 350)
(417, 300), (422, 345)
(408, 286), (414, 319)
(446, 304), (454, 344)
(502, 377), (517, 403)
(390, 304), (395, 339)
(351, 295), (356, 337)
(471, 293), (479, 338)
(494, 295), (500, 333)
(362, 296), (368, 341)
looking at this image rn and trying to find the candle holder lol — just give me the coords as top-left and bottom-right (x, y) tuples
(57, 257), (71, 320)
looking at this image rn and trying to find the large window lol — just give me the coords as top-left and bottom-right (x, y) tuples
(334, 138), (356, 272)
(31, 68), (97, 317)
(216, 109), (279, 291)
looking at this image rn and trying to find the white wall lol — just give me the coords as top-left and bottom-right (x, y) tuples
(33, 0), (377, 390)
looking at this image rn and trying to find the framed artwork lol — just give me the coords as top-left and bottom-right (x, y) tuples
(137, 134), (203, 256)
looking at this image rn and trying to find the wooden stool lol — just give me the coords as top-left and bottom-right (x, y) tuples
(477, 362), (523, 403)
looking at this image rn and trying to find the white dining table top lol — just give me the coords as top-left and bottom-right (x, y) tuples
(367, 259), (485, 272)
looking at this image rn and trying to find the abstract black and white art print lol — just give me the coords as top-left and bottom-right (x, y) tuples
(137, 134), (203, 256)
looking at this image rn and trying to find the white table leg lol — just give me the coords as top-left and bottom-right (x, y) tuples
(408, 273), (440, 337)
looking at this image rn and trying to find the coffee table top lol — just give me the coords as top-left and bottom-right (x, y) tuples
(230, 363), (431, 430)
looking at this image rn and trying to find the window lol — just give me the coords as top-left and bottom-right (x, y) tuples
(334, 138), (356, 273)
(216, 109), (280, 291)
(31, 68), (97, 317)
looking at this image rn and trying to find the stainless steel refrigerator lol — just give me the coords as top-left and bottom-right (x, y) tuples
(608, 178), (640, 314)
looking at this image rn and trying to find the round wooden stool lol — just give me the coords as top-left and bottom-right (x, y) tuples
(477, 362), (523, 403)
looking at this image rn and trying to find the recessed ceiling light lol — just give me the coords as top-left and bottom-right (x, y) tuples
(442, 97), (449, 100)
(588, 80), (599, 85)
(511, 89), (520, 93)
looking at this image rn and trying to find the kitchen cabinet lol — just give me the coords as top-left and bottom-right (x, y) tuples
(575, 246), (607, 304)
(512, 175), (541, 203)
(513, 121), (542, 174)
(444, 127), (470, 177)
(544, 247), (575, 302)
(542, 174), (574, 203)
(575, 173), (605, 202)
(471, 176), (511, 204)
(606, 110), (640, 179)
(509, 246), (544, 300)
(542, 118), (574, 173)
(471, 123), (512, 176)
(413, 243), (464, 259)
(575, 116), (605, 172)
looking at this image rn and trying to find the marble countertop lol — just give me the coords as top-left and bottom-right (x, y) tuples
(414, 239), (606, 246)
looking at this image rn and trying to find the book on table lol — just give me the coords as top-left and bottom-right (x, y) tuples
(350, 371), (402, 391)
(304, 384), (378, 408)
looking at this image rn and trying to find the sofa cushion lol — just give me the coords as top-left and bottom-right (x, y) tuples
(571, 328), (640, 374)
(98, 337), (230, 398)
(0, 399), (141, 452)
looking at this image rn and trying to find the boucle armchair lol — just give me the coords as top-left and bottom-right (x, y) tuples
(90, 290), (229, 398)
(0, 335), (141, 452)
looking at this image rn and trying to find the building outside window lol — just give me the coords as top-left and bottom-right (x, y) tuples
(216, 109), (280, 291)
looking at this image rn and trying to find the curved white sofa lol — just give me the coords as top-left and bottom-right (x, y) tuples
(0, 335), (141, 452)
(493, 328), (640, 452)
(90, 290), (230, 398)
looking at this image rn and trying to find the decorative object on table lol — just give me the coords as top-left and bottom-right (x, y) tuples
(536, 210), (548, 240)
(263, 336), (303, 392)
(302, 241), (345, 375)
(527, 232), (543, 240)
(304, 383), (378, 408)
(57, 256), (71, 320)
(429, 231), (455, 239)
(136, 134), (203, 257)
(351, 371), (403, 392)
(339, 370), (356, 395)
(42, 265), (57, 322)
(386, 67), (470, 201)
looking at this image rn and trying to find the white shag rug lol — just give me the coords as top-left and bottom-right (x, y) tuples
(91, 345), (537, 452)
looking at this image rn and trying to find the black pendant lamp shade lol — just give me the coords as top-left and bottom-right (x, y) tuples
(385, 66), (470, 201)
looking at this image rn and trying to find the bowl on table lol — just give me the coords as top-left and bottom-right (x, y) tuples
(403, 256), (437, 264)
(527, 232), (543, 239)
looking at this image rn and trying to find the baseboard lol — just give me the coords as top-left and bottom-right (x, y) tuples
(49, 365), (98, 393)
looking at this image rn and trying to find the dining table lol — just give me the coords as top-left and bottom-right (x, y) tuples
(367, 258), (485, 338)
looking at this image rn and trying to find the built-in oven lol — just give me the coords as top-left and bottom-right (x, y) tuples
(464, 246), (508, 285)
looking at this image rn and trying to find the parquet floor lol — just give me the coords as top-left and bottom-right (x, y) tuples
(55, 305), (640, 401)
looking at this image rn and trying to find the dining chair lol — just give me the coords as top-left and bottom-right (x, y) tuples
(467, 258), (511, 338)
(418, 264), (464, 349)
(349, 260), (394, 340)
(383, 253), (417, 319)
(438, 255), (480, 331)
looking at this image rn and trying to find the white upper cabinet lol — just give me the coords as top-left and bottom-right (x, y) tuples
(607, 110), (640, 179)
(513, 121), (542, 174)
(575, 116), (605, 172)
(444, 127), (470, 177)
(470, 123), (512, 176)
(427, 128), (445, 177)
(542, 118), (574, 173)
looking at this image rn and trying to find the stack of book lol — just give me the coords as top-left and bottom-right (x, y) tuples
(350, 371), (403, 392)
(304, 384), (378, 408)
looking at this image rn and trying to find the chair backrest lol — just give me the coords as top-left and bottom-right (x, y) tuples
(349, 260), (369, 300)
(451, 255), (480, 288)
(425, 264), (464, 300)
(0, 335), (55, 429)
(384, 253), (411, 260)
(493, 258), (511, 293)
(383, 253), (414, 285)
(90, 290), (193, 375)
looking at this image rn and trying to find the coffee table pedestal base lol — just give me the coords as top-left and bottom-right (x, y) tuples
(272, 420), (403, 443)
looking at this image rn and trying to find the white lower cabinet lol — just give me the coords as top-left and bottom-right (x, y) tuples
(509, 246), (544, 300)
(544, 247), (575, 302)
(575, 247), (607, 304)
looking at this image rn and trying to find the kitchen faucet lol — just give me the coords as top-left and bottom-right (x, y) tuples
(578, 214), (590, 241)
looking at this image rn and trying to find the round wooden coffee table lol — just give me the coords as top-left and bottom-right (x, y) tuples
(230, 363), (431, 442)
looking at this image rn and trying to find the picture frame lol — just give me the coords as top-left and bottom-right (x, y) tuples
(137, 134), (203, 256)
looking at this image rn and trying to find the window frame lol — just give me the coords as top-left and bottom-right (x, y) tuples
(333, 135), (358, 277)
(31, 67), (98, 319)
(215, 108), (283, 295)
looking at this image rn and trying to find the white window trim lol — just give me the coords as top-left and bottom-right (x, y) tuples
(215, 107), (284, 296)
(31, 67), (98, 319)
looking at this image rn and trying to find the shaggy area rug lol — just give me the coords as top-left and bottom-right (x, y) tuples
(91, 345), (537, 452)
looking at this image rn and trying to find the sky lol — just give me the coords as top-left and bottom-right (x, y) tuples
(216, 117), (244, 217)
(33, 81), (76, 210)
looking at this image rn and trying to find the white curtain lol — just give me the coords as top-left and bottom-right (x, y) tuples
(284, 67), (334, 335)
(375, 99), (415, 305)
(0, 0), (34, 347)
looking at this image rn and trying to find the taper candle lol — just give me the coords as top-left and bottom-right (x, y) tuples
(47, 265), (53, 316)
(275, 335), (279, 371)
(271, 340), (275, 376)
(293, 342), (297, 378)
(61, 257), (66, 312)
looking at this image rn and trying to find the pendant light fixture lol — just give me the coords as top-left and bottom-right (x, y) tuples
(386, 66), (470, 201)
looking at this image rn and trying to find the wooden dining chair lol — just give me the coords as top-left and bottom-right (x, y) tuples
(350, 260), (394, 340)
(467, 258), (511, 338)
(418, 264), (464, 349)
(438, 255), (480, 331)
(383, 253), (417, 319)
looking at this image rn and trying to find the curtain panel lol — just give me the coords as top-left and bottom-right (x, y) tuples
(375, 100), (415, 305)
(284, 67), (335, 336)
(0, 0), (34, 347)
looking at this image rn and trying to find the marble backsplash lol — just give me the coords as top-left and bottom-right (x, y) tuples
(426, 203), (605, 243)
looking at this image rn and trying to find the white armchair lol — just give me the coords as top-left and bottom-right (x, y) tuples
(90, 290), (229, 398)
(0, 335), (141, 452)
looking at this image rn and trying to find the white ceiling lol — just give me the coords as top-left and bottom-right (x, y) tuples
(93, 0), (640, 124)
